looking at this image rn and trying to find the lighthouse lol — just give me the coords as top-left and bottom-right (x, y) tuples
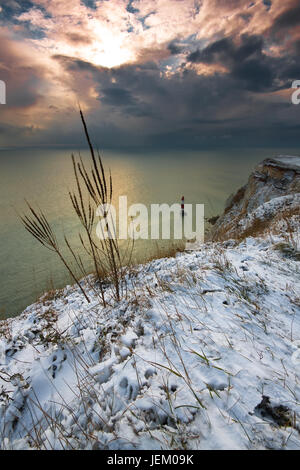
(181, 196), (184, 217)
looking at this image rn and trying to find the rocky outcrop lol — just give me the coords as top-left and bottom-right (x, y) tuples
(208, 155), (300, 241)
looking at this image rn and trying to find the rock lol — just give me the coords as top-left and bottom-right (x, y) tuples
(208, 155), (300, 241)
(254, 396), (297, 430)
(207, 215), (220, 226)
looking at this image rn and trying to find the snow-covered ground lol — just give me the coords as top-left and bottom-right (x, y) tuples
(1, 235), (300, 450)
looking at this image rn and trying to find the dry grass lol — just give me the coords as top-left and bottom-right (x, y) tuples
(211, 203), (300, 243)
(0, 319), (12, 342)
(20, 110), (135, 307)
(146, 241), (185, 262)
(39, 288), (64, 304)
(224, 185), (246, 215)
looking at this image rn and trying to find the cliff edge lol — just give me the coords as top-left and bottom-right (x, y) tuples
(208, 155), (300, 241)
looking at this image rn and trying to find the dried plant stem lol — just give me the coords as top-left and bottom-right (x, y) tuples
(20, 109), (134, 306)
(20, 203), (90, 302)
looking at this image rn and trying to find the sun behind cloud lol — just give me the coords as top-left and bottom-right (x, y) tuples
(0, 0), (299, 148)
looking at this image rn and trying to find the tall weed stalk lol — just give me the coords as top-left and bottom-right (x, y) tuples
(20, 111), (134, 305)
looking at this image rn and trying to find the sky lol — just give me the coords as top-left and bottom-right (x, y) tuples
(0, 0), (299, 149)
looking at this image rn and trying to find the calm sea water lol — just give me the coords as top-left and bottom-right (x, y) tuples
(1, 146), (299, 318)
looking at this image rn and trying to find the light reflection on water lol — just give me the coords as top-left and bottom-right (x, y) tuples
(0, 146), (298, 318)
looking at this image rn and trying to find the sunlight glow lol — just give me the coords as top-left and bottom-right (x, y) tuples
(67, 24), (135, 68)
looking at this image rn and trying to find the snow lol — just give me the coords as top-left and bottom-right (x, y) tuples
(265, 155), (300, 171)
(0, 235), (300, 450)
(236, 193), (300, 244)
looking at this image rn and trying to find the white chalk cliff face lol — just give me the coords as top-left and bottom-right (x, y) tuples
(209, 155), (300, 242)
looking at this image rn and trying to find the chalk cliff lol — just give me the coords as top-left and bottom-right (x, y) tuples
(208, 155), (300, 241)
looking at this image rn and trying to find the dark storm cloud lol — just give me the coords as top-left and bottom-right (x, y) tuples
(232, 59), (273, 91)
(101, 87), (137, 106)
(7, 77), (42, 108)
(168, 41), (184, 55)
(187, 38), (231, 64)
(99, 85), (156, 117)
(0, 33), (45, 109)
(294, 39), (300, 55)
(48, 52), (300, 150)
(53, 55), (96, 72)
(53, 54), (164, 119)
(272, 3), (300, 31)
(187, 35), (265, 66)
(186, 34), (299, 92)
